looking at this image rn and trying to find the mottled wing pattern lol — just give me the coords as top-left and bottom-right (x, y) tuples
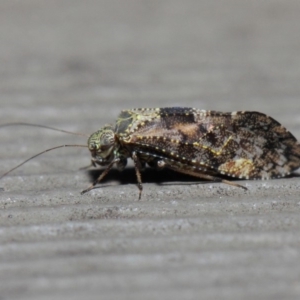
(115, 107), (300, 180)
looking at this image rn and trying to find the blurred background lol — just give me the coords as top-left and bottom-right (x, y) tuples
(1, 1), (300, 300)
(1, 0), (300, 129)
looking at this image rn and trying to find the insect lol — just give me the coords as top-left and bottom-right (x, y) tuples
(1, 107), (300, 199)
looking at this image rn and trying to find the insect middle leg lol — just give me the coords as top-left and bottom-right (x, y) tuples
(132, 151), (143, 200)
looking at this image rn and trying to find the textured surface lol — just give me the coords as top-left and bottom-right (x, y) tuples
(1, 1), (300, 299)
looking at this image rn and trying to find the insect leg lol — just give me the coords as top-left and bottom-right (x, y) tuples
(157, 160), (166, 168)
(165, 163), (248, 191)
(116, 157), (127, 171)
(132, 151), (143, 200)
(81, 158), (121, 194)
(200, 173), (247, 190)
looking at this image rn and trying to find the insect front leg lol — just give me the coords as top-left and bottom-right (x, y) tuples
(81, 158), (121, 194)
(132, 151), (144, 200)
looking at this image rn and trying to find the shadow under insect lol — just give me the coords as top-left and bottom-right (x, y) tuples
(86, 167), (236, 187)
(85, 165), (300, 192)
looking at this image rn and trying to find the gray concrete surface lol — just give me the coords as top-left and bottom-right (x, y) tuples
(1, 0), (300, 299)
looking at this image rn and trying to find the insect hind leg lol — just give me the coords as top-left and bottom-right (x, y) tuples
(165, 163), (248, 191)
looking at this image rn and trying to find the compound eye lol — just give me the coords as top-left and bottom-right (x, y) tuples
(88, 143), (97, 151)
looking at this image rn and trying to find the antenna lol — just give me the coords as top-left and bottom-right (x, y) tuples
(0, 122), (89, 137)
(0, 144), (88, 180)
